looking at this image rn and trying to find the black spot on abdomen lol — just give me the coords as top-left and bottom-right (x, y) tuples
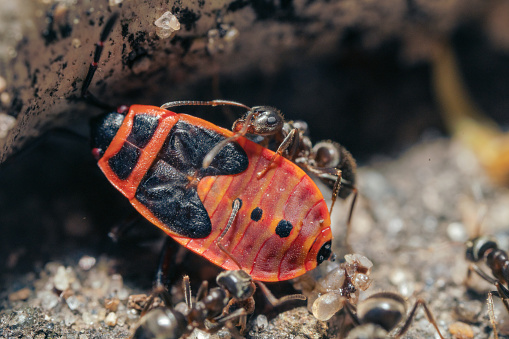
(275, 220), (293, 238)
(251, 207), (263, 221)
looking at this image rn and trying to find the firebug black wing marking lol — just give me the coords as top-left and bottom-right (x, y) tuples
(135, 120), (248, 238)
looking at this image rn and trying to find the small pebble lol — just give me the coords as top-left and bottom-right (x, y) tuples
(105, 312), (117, 327)
(65, 295), (83, 310)
(53, 266), (75, 291)
(447, 222), (468, 242)
(78, 255), (96, 271)
(0, 113), (16, 138)
(8, 287), (30, 301)
(449, 321), (474, 339)
(104, 298), (120, 312)
(98, 308), (107, 321)
(72, 38), (81, 48)
(117, 314), (127, 326)
(0, 76), (6, 93)
(352, 273), (371, 291)
(454, 300), (483, 323)
(154, 11), (180, 39)
(190, 328), (212, 339)
(0, 92), (10, 105)
(128, 294), (148, 311)
(38, 291), (59, 310)
(256, 314), (268, 329)
(9, 311), (27, 326)
(64, 313), (77, 326)
(82, 311), (97, 325)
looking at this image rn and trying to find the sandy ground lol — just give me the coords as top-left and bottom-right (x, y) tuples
(2, 136), (509, 338)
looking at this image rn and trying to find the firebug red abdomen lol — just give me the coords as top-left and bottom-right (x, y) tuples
(91, 105), (332, 282)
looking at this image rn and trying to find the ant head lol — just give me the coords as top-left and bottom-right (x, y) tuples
(232, 106), (284, 136)
(216, 270), (255, 301)
(312, 141), (357, 199)
(357, 292), (406, 332)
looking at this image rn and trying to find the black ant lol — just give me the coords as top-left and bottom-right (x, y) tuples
(456, 193), (509, 339)
(131, 274), (240, 339)
(343, 292), (445, 339)
(465, 235), (509, 339)
(131, 269), (305, 338)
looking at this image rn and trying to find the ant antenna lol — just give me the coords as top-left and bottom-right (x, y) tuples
(202, 111), (255, 168)
(160, 99), (251, 111)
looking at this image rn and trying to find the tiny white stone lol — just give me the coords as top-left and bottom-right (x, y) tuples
(38, 291), (59, 310)
(78, 255), (96, 271)
(154, 11), (180, 39)
(105, 312), (117, 327)
(447, 222), (468, 242)
(0, 113), (16, 139)
(256, 314), (268, 329)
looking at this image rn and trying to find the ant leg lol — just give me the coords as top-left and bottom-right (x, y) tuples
(496, 281), (509, 298)
(221, 299), (253, 333)
(467, 266), (509, 339)
(255, 281), (306, 307)
(343, 301), (361, 326)
(393, 299), (444, 339)
(257, 128), (299, 179)
(81, 13), (119, 109)
(202, 111), (256, 168)
(216, 198), (243, 270)
(209, 308), (247, 337)
(140, 237), (181, 316)
(494, 282), (509, 316)
(304, 165), (358, 252)
(154, 237), (182, 292)
(468, 263), (498, 285)
(340, 183), (358, 253)
(487, 292), (500, 339)
(301, 164), (343, 215)
(239, 314), (248, 334)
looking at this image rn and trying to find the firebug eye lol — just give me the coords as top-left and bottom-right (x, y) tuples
(317, 241), (332, 265)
